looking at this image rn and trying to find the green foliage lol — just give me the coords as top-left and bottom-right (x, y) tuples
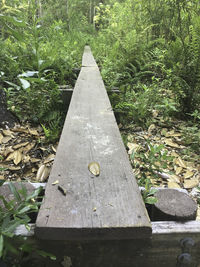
(141, 180), (157, 205)
(0, 182), (55, 265)
(181, 124), (200, 154)
(0, 1), (90, 141)
(91, 0), (200, 126)
(131, 141), (174, 187)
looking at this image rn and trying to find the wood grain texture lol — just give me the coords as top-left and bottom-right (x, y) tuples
(36, 46), (151, 240)
(153, 189), (197, 221)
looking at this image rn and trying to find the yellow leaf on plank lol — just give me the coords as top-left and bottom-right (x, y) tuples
(13, 150), (22, 165)
(184, 178), (199, 189)
(164, 139), (180, 148)
(168, 181), (181, 188)
(176, 157), (187, 168)
(175, 166), (183, 175)
(36, 165), (50, 182)
(184, 170), (194, 179)
(52, 180), (59, 185)
(88, 162), (100, 176)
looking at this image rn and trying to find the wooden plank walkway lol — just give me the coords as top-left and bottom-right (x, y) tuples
(35, 46), (151, 241)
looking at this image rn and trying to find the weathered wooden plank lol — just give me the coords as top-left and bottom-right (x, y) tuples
(36, 46), (151, 240)
(82, 46), (97, 67)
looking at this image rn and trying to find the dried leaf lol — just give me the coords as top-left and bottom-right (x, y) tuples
(175, 166), (183, 175)
(2, 146), (14, 157)
(0, 175), (5, 180)
(168, 174), (180, 183)
(88, 162), (100, 176)
(127, 142), (140, 154)
(44, 154), (55, 164)
(148, 124), (156, 134)
(2, 129), (14, 137)
(8, 165), (21, 171)
(176, 157), (187, 168)
(30, 158), (40, 163)
(164, 139), (180, 148)
(52, 180), (59, 185)
(28, 128), (39, 136)
(12, 127), (29, 134)
(184, 178), (199, 189)
(13, 142), (29, 149)
(23, 155), (31, 163)
(5, 151), (16, 162)
(184, 170), (194, 179)
(171, 151), (179, 158)
(168, 181), (181, 188)
(13, 150), (22, 165)
(0, 133), (3, 143)
(36, 165), (50, 182)
(52, 145), (57, 153)
(23, 143), (35, 154)
(1, 136), (12, 144)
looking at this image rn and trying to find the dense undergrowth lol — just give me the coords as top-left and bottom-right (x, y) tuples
(0, 0), (200, 265)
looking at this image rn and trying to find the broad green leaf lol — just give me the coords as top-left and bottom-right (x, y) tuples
(8, 183), (21, 202)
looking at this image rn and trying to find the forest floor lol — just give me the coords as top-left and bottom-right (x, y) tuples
(0, 113), (200, 219)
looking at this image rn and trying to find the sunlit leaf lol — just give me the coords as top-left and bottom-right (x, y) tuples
(36, 165), (50, 182)
(184, 170), (194, 179)
(164, 138), (180, 148)
(19, 78), (30, 89)
(13, 150), (22, 165)
(88, 162), (100, 176)
(184, 178), (199, 189)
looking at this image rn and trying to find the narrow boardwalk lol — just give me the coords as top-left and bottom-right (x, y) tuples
(36, 46), (151, 241)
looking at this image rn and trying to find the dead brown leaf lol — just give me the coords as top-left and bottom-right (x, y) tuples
(44, 154), (55, 164)
(184, 178), (199, 189)
(36, 165), (50, 182)
(164, 138), (180, 148)
(13, 142), (29, 149)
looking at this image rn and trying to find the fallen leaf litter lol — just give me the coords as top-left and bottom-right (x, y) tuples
(0, 123), (57, 182)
